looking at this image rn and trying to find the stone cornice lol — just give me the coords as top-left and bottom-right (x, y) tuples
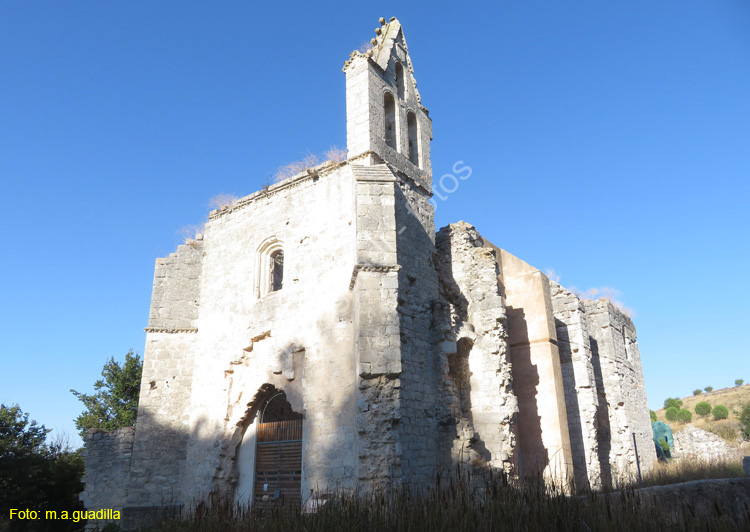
(144, 327), (198, 334)
(349, 263), (401, 291)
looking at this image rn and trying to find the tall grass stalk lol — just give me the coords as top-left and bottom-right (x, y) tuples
(141, 467), (749, 532)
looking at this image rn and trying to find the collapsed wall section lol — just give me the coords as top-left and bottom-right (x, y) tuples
(585, 300), (655, 483)
(435, 222), (516, 473)
(147, 241), (203, 331)
(80, 427), (134, 531)
(548, 282), (601, 489)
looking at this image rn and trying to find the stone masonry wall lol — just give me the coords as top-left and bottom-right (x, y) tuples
(116, 162), (360, 526)
(351, 164), (403, 488)
(496, 249), (572, 483)
(585, 300), (656, 484)
(548, 282), (601, 489)
(393, 171), (442, 483)
(672, 426), (742, 461)
(123, 241), (203, 526)
(80, 427), (134, 531)
(147, 241), (203, 332)
(435, 223), (517, 473)
(182, 162), (359, 503)
(123, 332), (197, 528)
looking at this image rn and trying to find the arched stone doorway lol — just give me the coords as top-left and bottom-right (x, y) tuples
(235, 387), (303, 509)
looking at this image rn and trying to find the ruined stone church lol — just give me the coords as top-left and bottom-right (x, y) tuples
(82, 17), (655, 529)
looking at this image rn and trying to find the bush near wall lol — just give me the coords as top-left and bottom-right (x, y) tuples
(665, 406), (679, 422)
(676, 409), (692, 423)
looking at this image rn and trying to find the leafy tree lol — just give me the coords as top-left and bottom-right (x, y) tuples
(704, 386), (713, 393)
(0, 405), (84, 531)
(676, 409), (692, 423)
(71, 350), (143, 437)
(736, 379), (744, 387)
(0, 404), (50, 512)
(739, 404), (750, 440)
(664, 398), (683, 409)
(649, 410), (657, 422)
(695, 401), (712, 416)
(712, 404), (729, 420)
(665, 406), (679, 421)
(692, 389), (702, 396)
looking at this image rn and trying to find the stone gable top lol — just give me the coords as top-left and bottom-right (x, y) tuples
(343, 17), (425, 110)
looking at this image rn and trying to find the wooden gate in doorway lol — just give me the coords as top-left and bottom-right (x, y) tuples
(254, 419), (302, 509)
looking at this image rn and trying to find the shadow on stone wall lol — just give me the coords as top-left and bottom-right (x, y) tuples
(506, 308), (547, 479)
(589, 337), (613, 488)
(555, 317), (589, 489)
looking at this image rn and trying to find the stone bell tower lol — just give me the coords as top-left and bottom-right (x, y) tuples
(343, 17), (433, 192)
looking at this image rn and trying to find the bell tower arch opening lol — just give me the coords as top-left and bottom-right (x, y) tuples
(407, 111), (419, 167)
(395, 62), (405, 100)
(343, 17), (433, 187)
(384, 91), (397, 150)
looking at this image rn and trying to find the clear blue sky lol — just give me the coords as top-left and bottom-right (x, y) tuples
(2, 2), (748, 447)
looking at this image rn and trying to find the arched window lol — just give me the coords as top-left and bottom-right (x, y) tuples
(395, 62), (405, 100)
(270, 249), (283, 292)
(384, 92), (397, 150)
(407, 111), (419, 166)
(256, 237), (284, 298)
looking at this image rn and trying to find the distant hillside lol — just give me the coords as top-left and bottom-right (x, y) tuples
(654, 384), (750, 443)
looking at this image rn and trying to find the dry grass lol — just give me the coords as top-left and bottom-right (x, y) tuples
(209, 194), (239, 210)
(272, 147), (347, 183)
(136, 467), (750, 532)
(177, 223), (205, 245)
(638, 455), (746, 488)
(273, 152), (320, 183)
(324, 146), (347, 163)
